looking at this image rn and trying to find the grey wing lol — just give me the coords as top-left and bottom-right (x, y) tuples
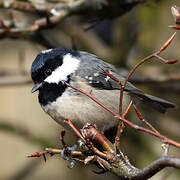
(75, 51), (143, 96)
(75, 51), (176, 113)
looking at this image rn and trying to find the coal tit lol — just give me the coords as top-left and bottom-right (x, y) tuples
(31, 48), (176, 131)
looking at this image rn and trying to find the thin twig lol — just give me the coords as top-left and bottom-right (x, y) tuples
(171, 5), (180, 24)
(27, 147), (83, 158)
(157, 32), (176, 55)
(102, 69), (123, 86)
(64, 120), (107, 158)
(65, 82), (180, 148)
(0, 0), (85, 36)
(60, 130), (69, 152)
(114, 121), (125, 150)
(123, 101), (133, 117)
(169, 25), (180, 30)
(102, 69), (125, 149)
(103, 32), (178, 150)
(133, 104), (160, 134)
(123, 32), (177, 88)
(64, 119), (86, 142)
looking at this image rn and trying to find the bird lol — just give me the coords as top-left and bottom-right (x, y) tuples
(31, 48), (176, 134)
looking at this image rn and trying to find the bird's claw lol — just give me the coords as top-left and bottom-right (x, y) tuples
(60, 141), (80, 167)
(60, 146), (77, 168)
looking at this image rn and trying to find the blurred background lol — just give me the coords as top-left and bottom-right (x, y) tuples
(0, 0), (179, 179)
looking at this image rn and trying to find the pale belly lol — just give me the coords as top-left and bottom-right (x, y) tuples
(42, 89), (131, 131)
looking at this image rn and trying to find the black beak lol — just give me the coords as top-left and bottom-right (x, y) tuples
(31, 82), (43, 93)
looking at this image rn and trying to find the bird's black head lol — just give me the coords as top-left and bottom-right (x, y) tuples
(31, 48), (79, 85)
(31, 48), (80, 105)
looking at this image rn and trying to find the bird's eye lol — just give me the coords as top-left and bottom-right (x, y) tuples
(45, 69), (52, 76)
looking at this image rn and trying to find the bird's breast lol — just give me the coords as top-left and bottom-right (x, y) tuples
(41, 88), (131, 131)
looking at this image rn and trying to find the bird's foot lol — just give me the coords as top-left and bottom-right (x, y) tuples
(61, 139), (84, 168)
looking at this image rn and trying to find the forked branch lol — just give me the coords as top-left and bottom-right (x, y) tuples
(102, 32), (178, 149)
(28, 121), (180, 179)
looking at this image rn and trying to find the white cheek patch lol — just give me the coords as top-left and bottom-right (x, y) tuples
(44, 53), (80, 84)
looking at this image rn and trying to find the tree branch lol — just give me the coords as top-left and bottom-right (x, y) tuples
(0, 0), (146, 37)
(28, 123), (180, 180)
(133, 156), (180, 180)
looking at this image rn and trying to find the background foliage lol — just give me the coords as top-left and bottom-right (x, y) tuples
(0, 0), (179, 179)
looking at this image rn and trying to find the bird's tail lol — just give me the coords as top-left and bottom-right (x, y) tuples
(134, 93), (176, 113)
